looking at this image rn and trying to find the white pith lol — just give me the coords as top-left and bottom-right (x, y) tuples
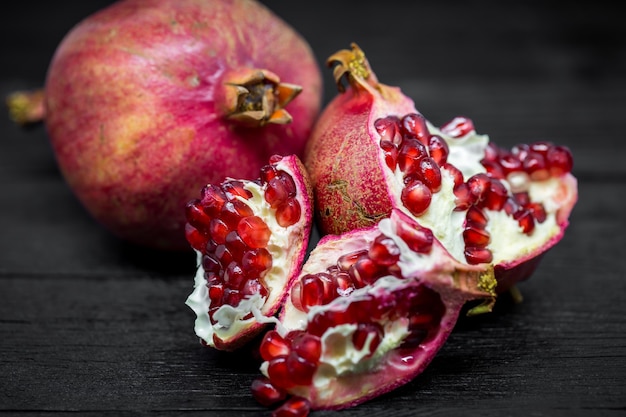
(185, 160), (304, 347)
(387, 120), (568, 265)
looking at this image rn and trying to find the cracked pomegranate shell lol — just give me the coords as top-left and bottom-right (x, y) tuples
(304, 43), (578, 292)
(185, 154), (313, 350)
(31, 0), (322, 250)
(252, 209), (497, 411)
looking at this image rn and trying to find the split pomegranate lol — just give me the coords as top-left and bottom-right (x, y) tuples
(304, 43), (578, 292)
(185, 154), (313, 350)
(8, 0), (322, 250)
(251, 209), (497, 410)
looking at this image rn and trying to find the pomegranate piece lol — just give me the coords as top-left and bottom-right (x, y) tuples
(185, 155), (313, 351)
(254, 210), (496, 411)
(304, 43), (577, 293)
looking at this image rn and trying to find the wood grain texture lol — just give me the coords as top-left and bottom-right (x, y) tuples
(1, 0), (625, 416)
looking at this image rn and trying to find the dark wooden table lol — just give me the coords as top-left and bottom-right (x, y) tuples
(2, 1), (625, 416)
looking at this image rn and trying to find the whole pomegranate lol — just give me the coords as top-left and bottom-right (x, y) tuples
(252, 209), (496, 412)
(304, 44), (577, 292)
(30, 0), (322, 250)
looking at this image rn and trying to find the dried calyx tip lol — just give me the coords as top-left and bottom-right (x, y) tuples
(327, 42), (377, 93)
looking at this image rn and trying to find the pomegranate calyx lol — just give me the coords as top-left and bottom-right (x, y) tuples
(5, 89), (46, 126)
(327, 42), (380, 93)
(222, 69), (302, 126)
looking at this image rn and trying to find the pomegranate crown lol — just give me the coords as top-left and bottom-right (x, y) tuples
(327, 43), (380, 93)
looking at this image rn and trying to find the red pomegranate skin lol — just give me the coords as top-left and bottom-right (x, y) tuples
(44, 0), (322, 250)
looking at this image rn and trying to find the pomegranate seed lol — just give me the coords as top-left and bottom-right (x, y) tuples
(374, 115), (402, 145)
(300, 275), (326, 310)
(271, 396), (311, 417)
(483, 179), (508, 211)
(523, 151), (550, 180)
(464, 246), (493, 264)
(267, 356), (293, 389)
(427, 134), (449, 165)
(209, 218), (229, 244)
(440, 116), (474, 138)
(237, 216), (271, 248)
(202, 253), (221, 274)
(334, 272), (356, 296)
(401, 113), (430, 143)
(352, 322), (383, 355)
(222, 180), (252, 199)
(214, 244), (233, 266)
(224, 261), (246, 289)
(251, 376), (287, 407)
(241, 279), (267, 298)
(453, 183), (476, 211)
(481, 159), (505, 179)
(368, 235), (401, 266)
(397, 138), (428, 173)
(527, 202), (547, 223)
(511, 143), (531, 161)
(414, 157), (442, 192)
(260, 330), (290, 361)
(225, 230), (247, 261)
(498, 152), (523, 174)
(401, 179), (432, 216)
(530, 141), (554, 155)
(463, 226), (491, 248)
(483, 142), (502, 162)
(222, 288), (241, 306)
(208, 283), (224, 303)
(185, 224), (208, 251)
(290, 332), (322, 363)
(265, 172), (296, 208)
(380, 140), (398, 170)
(465, 206), (489, 229)
(200, 184), (227, 216)
(546, 145), (573, 176)
(185, 199), (212, 231)
(466, 173), (491, 205)
(349, 257), (385, 287)
(269, 154), (284, 164)
(260, 164), (279, 185)
(220, 200), (253, 229)
(515, 209), (535, 234)
(275, 197), (301, 227)
(443, 162), (464, 186)
(241, 247), (273, 275)
(337, 250), (368, 271)
(503, 197), (522, 216)
(286, 352), (317, 385)
(395, 220), (434, 254)
(514, 191), (530, 206)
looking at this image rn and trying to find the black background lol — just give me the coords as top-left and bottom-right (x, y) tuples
(1, 1), (625, 416)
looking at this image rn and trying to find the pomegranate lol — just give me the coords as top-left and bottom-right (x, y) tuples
(304, 43), (578, 292)
(251, 209), (497, 411)
(9, 0), (322, 250)
(184, 154), (313, 350)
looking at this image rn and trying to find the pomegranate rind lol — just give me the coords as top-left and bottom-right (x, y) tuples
(186, 155), (314, 351)
(269, 210), (495, 409)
